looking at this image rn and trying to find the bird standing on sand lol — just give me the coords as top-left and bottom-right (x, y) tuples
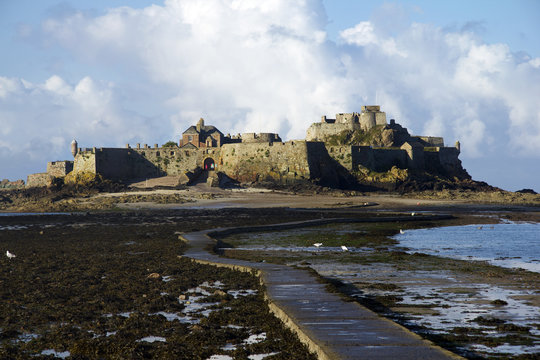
(6, 251), (16, 259)
(313, 243), (323, 248)
(341, 245), (349, 251)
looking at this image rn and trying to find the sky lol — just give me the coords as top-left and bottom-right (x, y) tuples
(0, 0), (539, 191)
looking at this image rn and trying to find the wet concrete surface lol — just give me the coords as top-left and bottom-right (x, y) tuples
(182, 218), (462, 360)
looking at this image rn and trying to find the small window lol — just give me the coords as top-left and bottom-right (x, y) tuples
(188, 135), (193, 142)
(170, 151), (175, 156)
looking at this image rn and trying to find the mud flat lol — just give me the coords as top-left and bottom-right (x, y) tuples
(217, 213), (540, 359)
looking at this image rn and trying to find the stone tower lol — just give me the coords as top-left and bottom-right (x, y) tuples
(70, 139), (78, 158)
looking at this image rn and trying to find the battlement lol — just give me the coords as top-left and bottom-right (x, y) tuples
(361, 105), (381, 112)
(240, 133), (282, 143)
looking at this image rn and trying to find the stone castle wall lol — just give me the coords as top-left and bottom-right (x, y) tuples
(74, 147), (209, 181)
(413, 136), (444, 147)
(306, 122), (359, 141)
(73, 150), (97, 174)
(26, 173), (51, 187)
(218, 141), (311, 183)
(240, 133), (281, 143)
(352, 147), (407, 172)
(131, 147), (205, 176)
(326, 146), (353, 170)
(66, 141), (463, 186)
(47, 161), (73, 177)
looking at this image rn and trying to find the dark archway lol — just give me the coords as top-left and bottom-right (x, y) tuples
(203, 157), (215, 171)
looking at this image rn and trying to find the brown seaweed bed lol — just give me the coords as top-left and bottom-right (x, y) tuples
(0, 209), (321, 359)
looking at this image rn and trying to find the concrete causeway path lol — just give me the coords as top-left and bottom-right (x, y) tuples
(181, 217), (462, 360)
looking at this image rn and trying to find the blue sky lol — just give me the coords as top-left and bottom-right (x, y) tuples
(1, 0), (539, 191)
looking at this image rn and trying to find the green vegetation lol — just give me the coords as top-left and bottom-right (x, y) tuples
(162, 141), (178, 148)
(325, 126), (385, 146)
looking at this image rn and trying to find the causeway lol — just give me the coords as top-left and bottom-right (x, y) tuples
(181, 217), (462, 360)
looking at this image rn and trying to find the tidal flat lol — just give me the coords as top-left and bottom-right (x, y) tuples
(217, 216), (540, 359)
(0, 209), (320, 359)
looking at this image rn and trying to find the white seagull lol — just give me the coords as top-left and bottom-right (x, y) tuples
(399, 229), (405, 234)
(411, 212), (416, 216)
(6, 250), (16, 259)
(313, 243), (323, 248)
(341, 245), (349, 251)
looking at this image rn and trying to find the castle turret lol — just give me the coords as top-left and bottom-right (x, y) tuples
(70, 139), (78, 157)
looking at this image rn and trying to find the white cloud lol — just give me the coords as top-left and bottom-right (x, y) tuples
(0, 75), (160, 177)
(1, 0), (539, 190)
(340, 21), (407, 57)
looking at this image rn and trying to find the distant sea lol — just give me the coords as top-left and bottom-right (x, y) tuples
(395, 222), (540, 273)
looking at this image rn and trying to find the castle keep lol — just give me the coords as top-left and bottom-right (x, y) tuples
(27, 106), (467, 188)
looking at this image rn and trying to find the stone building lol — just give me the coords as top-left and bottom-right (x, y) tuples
(27, 105), (468, 188)
(179, 118), (224, 148)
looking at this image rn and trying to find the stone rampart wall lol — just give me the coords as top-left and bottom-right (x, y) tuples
(306, 123), (359, 141)
(240, 133), (281, 143)
(351, 146), (407, 172)
(413, 136), (444, 147)
(132, 147), (207, 176)
(26, 173), (51, 188)
(47, 161), (74, 177)
(73, 147), (212, 181)
(219, 141), (311, 183)
(326, 146), (353, 170)
(94, 148), (160, 180)
(73, 151), (97, 174)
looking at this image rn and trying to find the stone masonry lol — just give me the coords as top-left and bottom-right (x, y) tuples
(27, 105), (467, 188)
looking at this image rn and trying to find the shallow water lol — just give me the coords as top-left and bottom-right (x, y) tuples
(312, 262), (540, 357)
(395, 222), (540, 273)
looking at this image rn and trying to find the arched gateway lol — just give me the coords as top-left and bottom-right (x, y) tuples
(203, 157), (215, 171)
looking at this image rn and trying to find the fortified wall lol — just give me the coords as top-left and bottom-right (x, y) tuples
(27, 106), (467, 188)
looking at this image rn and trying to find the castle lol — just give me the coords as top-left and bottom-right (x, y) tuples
(27, 106), (467, 188)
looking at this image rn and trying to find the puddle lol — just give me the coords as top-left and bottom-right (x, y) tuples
(15, 333), (39, 343)
(137, 336), (166, 343)
(228, 289), (258, 298)
(0, 225), (29, 231)
(177, 281), (259, 323)
(248, 353), (279, 360)
(207, 355), (233, 360)
(243, 332), (266, 345)
(41, 349), (71, 358)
